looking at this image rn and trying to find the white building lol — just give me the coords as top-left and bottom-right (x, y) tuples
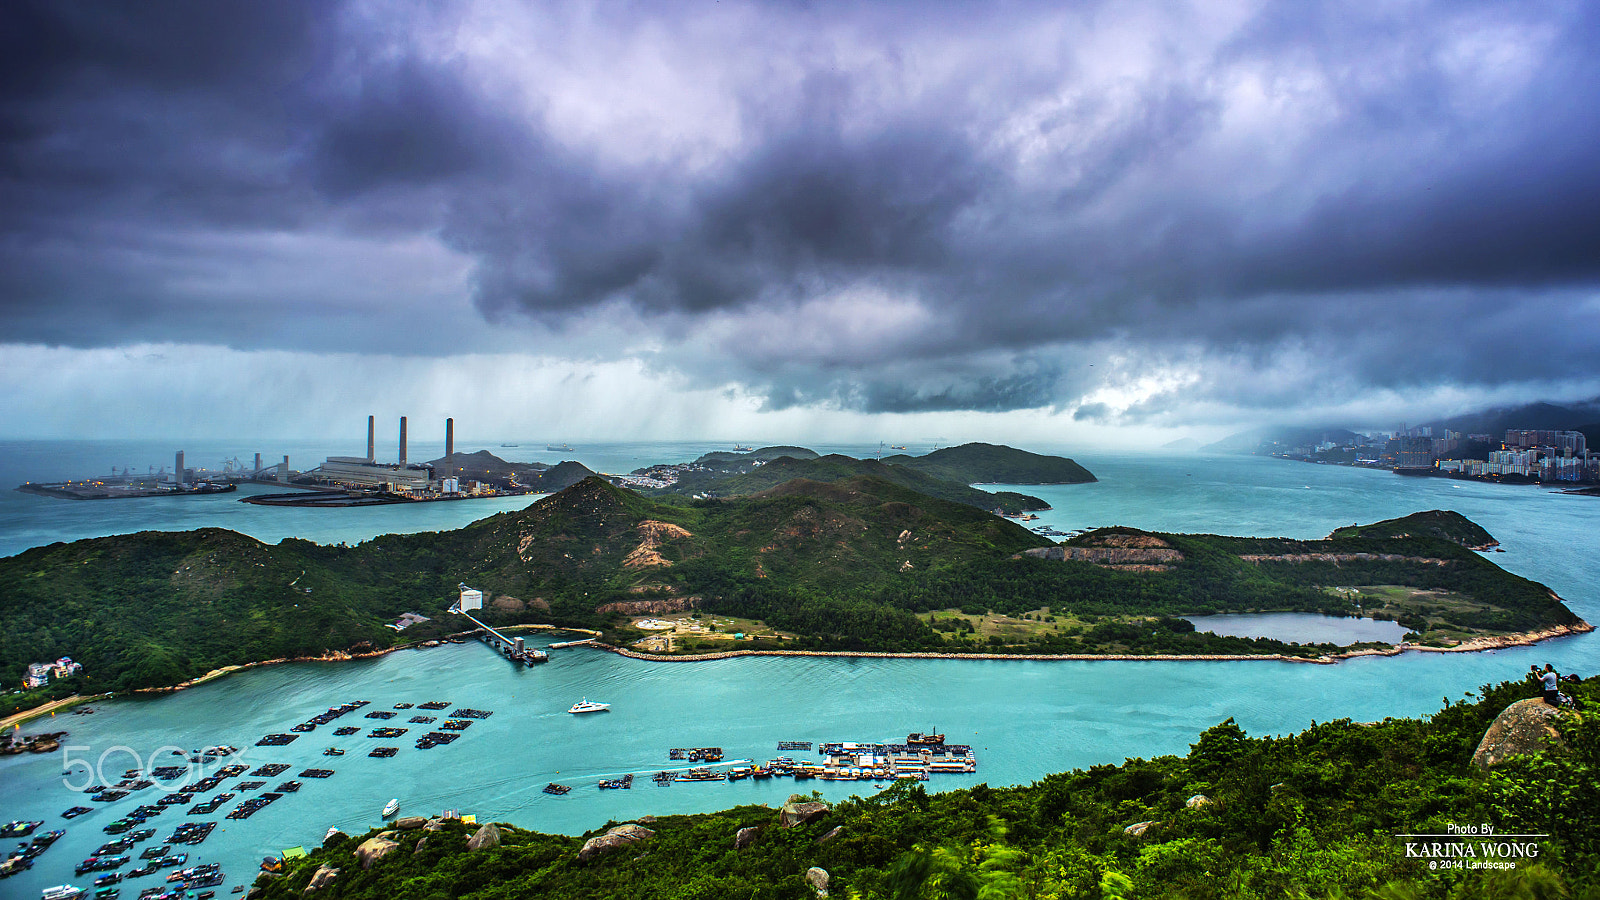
(458, 584), (483, 612)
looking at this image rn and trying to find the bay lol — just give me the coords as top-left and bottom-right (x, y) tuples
(1, 441), (1596, 897)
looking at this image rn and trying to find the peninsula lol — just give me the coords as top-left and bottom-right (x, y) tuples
(0, 471), (1584, 709)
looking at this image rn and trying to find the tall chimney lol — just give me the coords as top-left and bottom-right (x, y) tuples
(367, 415), (375, 462)
(280, 455), (289, 483)
(399, 416), (408, 467)
(446, 418), (454, 457)
(175, 450), (185, 487)
(254, 452), (262, 474)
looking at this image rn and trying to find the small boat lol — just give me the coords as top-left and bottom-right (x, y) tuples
(545, 443), (574, 452)
(325, 826), (343, 842)
(907, 731), (945, 746)
(568, 699), (609, 714)
(733, 444), (754, 452)
(542, 783), (571, 795)
(323, 748), (344, 756)
(42, 887), (85, 900)
(381, 799), (399, 818)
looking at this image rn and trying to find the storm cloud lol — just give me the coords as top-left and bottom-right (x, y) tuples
(2, 0), (1598, 430)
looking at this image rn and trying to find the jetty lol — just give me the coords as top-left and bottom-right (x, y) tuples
(547, 638), (595, 649)
(455, 610), (549, 666)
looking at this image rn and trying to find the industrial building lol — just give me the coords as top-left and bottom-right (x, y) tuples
(310, 415), (438, 492)
(458, 584), (484, 612)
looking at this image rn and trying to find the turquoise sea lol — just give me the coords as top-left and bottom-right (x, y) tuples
(1, 440), (1596, 897)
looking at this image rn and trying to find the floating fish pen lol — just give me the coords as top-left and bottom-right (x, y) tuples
(726, 767), (752, 781)
(256, 734), (298, 747)
(418, 701), (451, 710)
(150, 766), (187, 780)
(598, 774), (634, 790)
(364, 711), (396, 720)
(236, 781), (266, 791)
(323, 748), (345, 756)
(225, 792), (282, 820)
(275, 781), (301, 793)
(441, 720), (471, 731)
(677, 767), (724, 783)
(777, 741), (812, 751)
(408, 716), (436, 724)
(393, 703), (414, 709)
(92, 790), (129, 802)
(668, 747), (723, 762)
(250, 764), (290, 777)
(367, 727), (407, 739)
(290, 723), (317, 733)
(652, 771), (675, 785)
(217, 764), (247, 777)
(333, 727), (359, 736)
(416, 732), (460, 749)
(156, 793), (190, 807)
(369, 747), (398, 758)
(62, 806), (94, 819)
(448, 708), (493, 719)
(167, 822), (215, 845)
(297, 769), (334, 779)
(542, 783), (571, 795)
(186, 796), (228, 816)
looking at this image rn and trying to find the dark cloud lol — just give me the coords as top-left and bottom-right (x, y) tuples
(2, 0), (1599, 422)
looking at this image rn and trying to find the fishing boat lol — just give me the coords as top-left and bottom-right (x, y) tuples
(567, 699), (609, 714)
(381, 799), (399, 818)
(907, 730), (945, 746)
(324, 827), (343, 843)
(42, 886), (85, 900)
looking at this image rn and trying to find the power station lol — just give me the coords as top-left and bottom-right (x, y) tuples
(316, 415), (448, 492)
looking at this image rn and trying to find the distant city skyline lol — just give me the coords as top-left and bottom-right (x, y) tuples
(3, 1), (1599, 445)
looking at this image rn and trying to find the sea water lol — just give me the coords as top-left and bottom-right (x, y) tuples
(0, 441), (1595, 896)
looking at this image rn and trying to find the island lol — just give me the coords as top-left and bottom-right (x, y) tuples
(1, 472), (1586, 712)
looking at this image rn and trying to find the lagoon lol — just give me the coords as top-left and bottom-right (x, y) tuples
(1185, 612), (1412, 645)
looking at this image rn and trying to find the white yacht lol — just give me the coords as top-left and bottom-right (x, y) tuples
(42, 887), (84, 900)
(568, 699), (610, 714)
(381, 799), (399, 818)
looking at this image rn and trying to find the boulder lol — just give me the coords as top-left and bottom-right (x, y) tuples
(467, 823), (502, 852)
(816, 826), (843, 844)
(413, 837), (428, 854)
(353, 833), (400, 870)
(1185, 794), (1212, 809)
(303, 865), (339, 893)
(779, 795), (831, 828)
(579, 823), (655, 861)
(1472, 698), (1566, 770)
(637, 815), (657, 824)
(735, 826), (760, 849)
(394, 816), (427, 830)
(424, 819), (447, 832)
(1123, 821), (1156, 837)
(806, 866), (830, 897)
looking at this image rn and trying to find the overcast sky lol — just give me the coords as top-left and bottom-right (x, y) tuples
(2, 0), (1597, 446)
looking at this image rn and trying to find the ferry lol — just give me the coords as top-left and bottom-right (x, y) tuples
(381, 799), (399, 818)
(545, 443), (574, 452)
(568, 699), (609, 714)
(733, 444), (754, 452)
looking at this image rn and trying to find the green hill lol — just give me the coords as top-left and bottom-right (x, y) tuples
(882, 442), (1096, 484)
(657, 453), (1053, 514)
(0, 487), (1583, 705)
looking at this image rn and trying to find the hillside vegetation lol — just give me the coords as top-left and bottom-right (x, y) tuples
(250, 677), (1600, 899)
(655, 453), (1055, 514)
(0, 480), (1583, 705)
(882, 441), (1097, 484)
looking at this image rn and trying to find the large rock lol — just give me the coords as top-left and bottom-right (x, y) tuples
(780, 795), (831, 828)
(467, 823), (502, 851)
(578, 823), (655, 861)
(735, 826), (760, 849)
(1185, 794), (1212, 809)
(353, 833), (400, 870)
(816, 826), (843, 844)
(303, 865), (339, 893)
(1472, 698), (1566, 770)
(1123, 821), (1156, 837)
(394, 816), (427, 830)
(806, 867), (830, 897)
